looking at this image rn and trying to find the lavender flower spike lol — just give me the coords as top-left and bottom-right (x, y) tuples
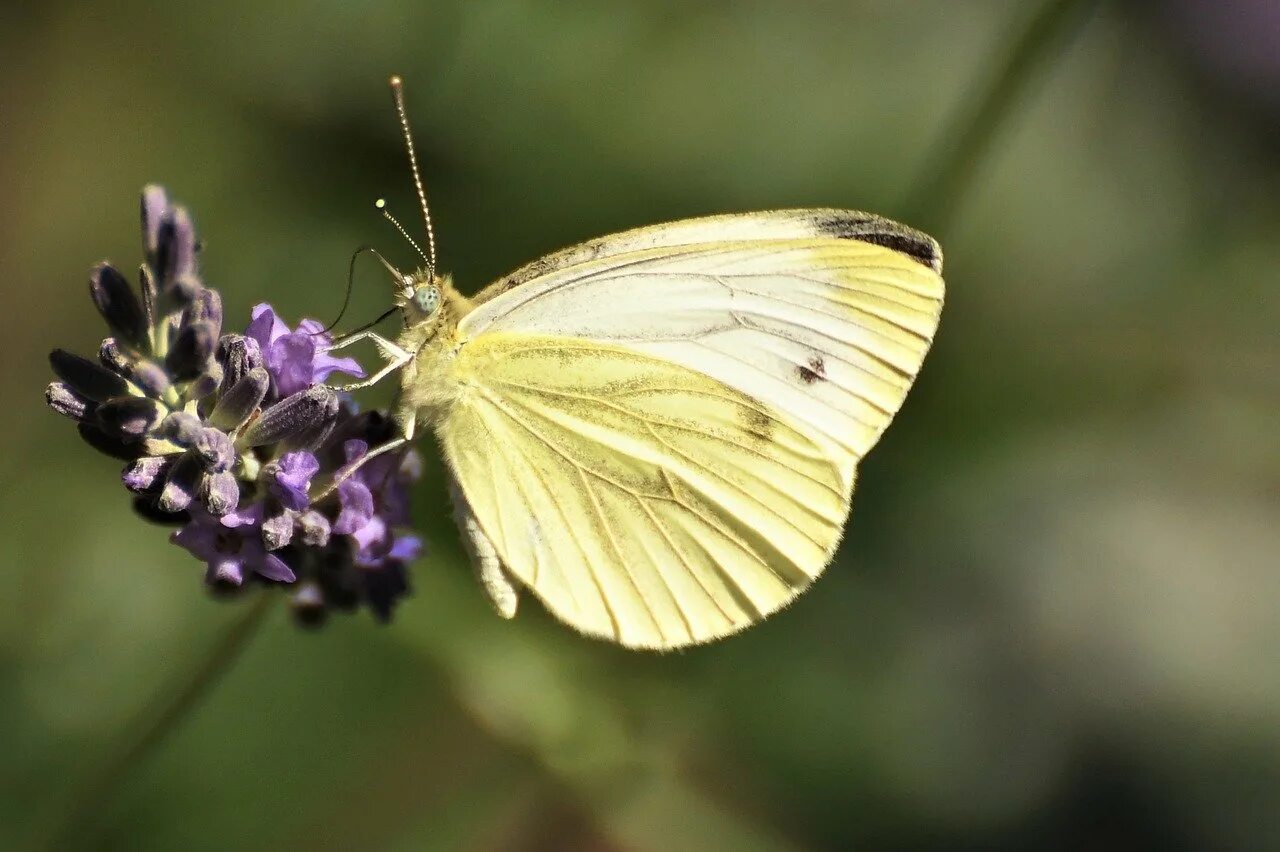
(46, 186), (423, 625)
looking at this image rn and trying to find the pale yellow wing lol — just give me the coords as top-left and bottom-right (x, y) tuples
(461, 210), (944, 491)
(439, 210), (943, 648)
(439, 332), (850, 649)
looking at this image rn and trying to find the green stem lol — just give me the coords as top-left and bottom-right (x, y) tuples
(45, 592), (276, 850)
(905, 0), (1100, 234)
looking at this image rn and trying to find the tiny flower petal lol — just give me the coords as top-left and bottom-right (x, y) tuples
(172, 514), (215, 553)
(310, 349), (365, 385)
(388, 534), (423, 563)
(46, 382), (92, 420)
(333, 479), (374, 535)
(267, 451), (320, 510)
(90, 263), (148, 351)
(49, 349), (131, 402)
(258, 553), (296, 583)
(271, 333), (318, 398)
(246, 304), (288, 347)
(123, 456), (172, 493)
(221, 502), (264, 528)
(240, 386), (339, 447)
(209, 367), (269, 432)
(342, 438), (369, 463)
(350, 513), (389, 564)
(166, 320), (217, 380)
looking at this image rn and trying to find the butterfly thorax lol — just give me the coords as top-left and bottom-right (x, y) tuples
(393, 273), (473, 428)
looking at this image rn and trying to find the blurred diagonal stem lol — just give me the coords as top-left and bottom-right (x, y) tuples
(46, 592), (275, 850)
(906, 0), (1100, 234)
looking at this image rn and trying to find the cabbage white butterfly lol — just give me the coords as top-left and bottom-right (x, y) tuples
(327, 76), (944, 649)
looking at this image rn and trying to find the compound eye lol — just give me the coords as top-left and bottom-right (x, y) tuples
(414, 285), (440, 314)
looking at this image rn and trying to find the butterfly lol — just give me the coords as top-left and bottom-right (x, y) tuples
(325, 76), (944, 650)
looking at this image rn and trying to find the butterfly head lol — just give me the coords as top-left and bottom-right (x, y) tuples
(394, 268), (444, 322)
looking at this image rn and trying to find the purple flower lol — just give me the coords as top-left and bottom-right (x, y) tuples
(172, 510), (296, 585)
(333, 440), (376, 534)
(245, 305), (363, 398)
(46, 186), (423, 626)
(332, 438), (421, 566)
(266, 451), (320, 511)
(353, 519), (423, 569)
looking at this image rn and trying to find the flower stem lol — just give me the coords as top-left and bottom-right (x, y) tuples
(904, 0), (1100, 235)
(46, 592), (276, 850)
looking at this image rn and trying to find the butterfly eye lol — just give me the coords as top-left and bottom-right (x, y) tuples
(414, 285), (440, 315)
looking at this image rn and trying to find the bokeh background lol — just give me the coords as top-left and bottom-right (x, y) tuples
(3, 1), (1278, 849)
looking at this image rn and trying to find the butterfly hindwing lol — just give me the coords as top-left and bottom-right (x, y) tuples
(439, 332), (848, 649)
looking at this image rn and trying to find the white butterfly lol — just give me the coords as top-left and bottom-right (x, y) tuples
(325, 77), (944, 650)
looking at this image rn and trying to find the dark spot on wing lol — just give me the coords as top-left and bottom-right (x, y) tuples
(810, 212), (942, 273)
(798, 355), (826, 385)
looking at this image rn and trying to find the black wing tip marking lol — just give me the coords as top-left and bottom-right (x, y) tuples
(809, 212), (943, 274)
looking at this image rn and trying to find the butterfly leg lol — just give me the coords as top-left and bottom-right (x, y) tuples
(449, 474), (519, 618)
(326, 332), (413, 392)
(310, 433), (410, 503)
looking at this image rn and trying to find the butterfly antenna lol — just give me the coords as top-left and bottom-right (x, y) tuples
(314, 246), (407, 336)
(388, 75), (437, 271)
(336, 305), (400, 341)
(375, 199), (429, 265)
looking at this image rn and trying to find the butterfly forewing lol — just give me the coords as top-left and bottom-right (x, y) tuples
(440, 333), (847, 648)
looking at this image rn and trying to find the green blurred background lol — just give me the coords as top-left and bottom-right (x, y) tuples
(4, 1), (1278, 849)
